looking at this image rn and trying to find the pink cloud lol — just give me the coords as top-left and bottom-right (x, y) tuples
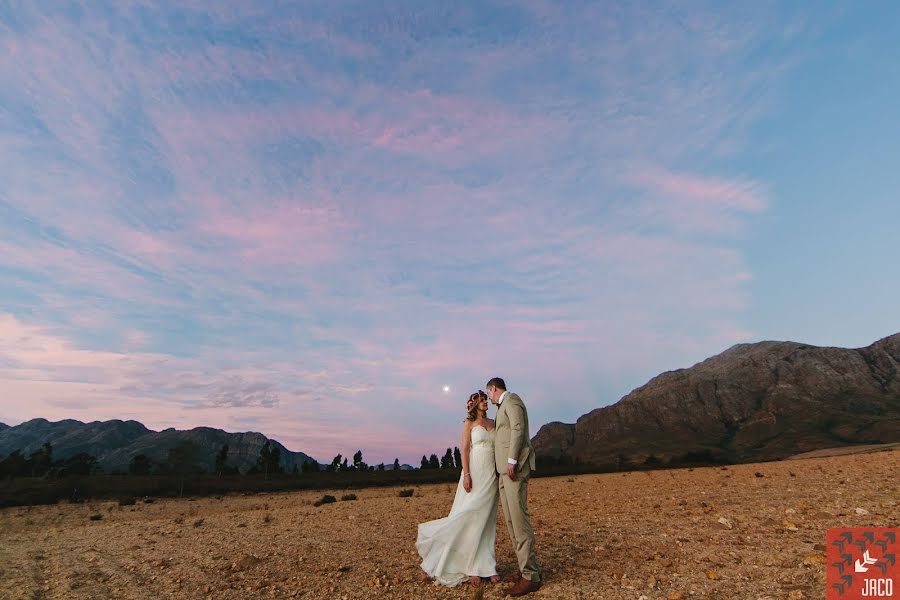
(196, 201), (351, 264)
(634, 166), (768, 212)
(620, 165), (769, 236)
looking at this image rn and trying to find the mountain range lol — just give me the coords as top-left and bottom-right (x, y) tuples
(533, 333), (900, 467)
(0, 419), (318, 474)
(4, 333), (899, 474)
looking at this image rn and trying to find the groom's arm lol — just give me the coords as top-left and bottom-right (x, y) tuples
(506, 398), (526, 468)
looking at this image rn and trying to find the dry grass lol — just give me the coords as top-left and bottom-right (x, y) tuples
(0, 449), (897, 599)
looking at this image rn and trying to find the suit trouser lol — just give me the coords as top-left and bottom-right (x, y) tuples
(498, 471), (542, 582)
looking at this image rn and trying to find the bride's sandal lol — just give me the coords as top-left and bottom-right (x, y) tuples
(469, 576), (482, 586)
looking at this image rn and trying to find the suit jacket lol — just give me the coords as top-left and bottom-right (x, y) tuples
(494, 392), (537, 475)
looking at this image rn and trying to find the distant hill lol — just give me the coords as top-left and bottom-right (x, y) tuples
(0, 418), (319, 474)
(533, 333), (900, 467)
(0, 423), (8, 431)
(386, 463), (416, 471)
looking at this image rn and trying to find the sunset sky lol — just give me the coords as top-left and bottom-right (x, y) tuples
(1, 2), (898, 464)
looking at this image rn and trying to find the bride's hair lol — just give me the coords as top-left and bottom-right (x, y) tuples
(466, 390), (487, 421)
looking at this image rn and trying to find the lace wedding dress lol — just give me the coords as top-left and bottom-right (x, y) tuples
(416, 425), (499, 586)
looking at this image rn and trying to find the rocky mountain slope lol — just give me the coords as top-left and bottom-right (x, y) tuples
(0, 419), (318, 474)
(533, 333), (900, 467)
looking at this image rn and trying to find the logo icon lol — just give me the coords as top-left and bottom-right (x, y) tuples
(827, 528), (898, 599)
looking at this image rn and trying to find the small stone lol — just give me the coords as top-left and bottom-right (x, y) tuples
(802, 553), (825, 566)
(235, 555), (263, 570)
(783, 520), (799, 531)
(717, 516), (733, 530)
(855, 507), (869, 516)
(667, 593), (685, 600)
(705, 570), (718, 580)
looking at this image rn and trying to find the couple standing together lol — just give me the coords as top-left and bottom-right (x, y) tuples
(416, 378), (543, 596)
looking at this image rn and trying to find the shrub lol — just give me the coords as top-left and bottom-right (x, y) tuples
(399, 489), (414, 498)
(89, 513), (103, 521)
(341, 494), (357, 501)
(313, 494), (337, 507)
(118, 496), (137, 506)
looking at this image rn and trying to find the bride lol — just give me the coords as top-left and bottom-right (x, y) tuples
(416, 390), (500, 587)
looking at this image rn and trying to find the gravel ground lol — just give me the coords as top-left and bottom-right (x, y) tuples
(1, 448), (897, 600)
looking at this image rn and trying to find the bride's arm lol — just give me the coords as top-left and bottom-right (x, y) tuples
(461, 421), (473, 492)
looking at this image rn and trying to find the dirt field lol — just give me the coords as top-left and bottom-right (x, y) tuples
(1, 448), (897, 600)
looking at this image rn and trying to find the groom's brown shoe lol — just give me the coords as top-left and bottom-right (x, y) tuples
(502, 572), (522, 584)
(504, 577), (542, 596)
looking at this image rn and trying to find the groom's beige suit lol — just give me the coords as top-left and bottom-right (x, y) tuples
(494, 391), (542, 583)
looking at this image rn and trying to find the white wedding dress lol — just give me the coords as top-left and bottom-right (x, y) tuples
(416, 425), (499, 586)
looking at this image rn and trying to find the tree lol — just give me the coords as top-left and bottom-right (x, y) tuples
(269, 444), (282, 476)
(440, 448), (454, 469)
(215, 443), (229, 477)
(377, 463), (385, 471)
(257, 441), (272, 478)
(167, 442), (201, 497)
(428, 454), (440, 469)
(453, 447), (462, 470)
(352, 449), (367, 471)
(57, 452), (98, 478)
(420, 455), (429, 470)
(340, 457), (349, 472)
(29, 443), (53, 477)
(0, 449), (29, 478)
(393, 458), (400, 471)
(330, 454), (342, 472)
(129, 454), (152, 476)
(255, 440), (282, 479)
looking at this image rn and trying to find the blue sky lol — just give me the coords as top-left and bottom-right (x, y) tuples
(1, 2), (898, 464)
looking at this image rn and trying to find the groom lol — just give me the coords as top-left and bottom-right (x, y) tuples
(487, 377), (543, 596)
